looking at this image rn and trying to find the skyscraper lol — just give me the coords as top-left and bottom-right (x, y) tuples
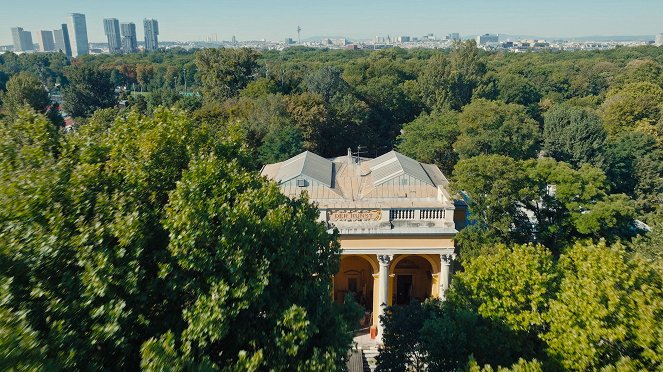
(10, 27), (34, 52)
(121, 22), (138, 53)
(68, 13), (89, 57)
(143, 19), (159, 51)
(37, 30), (55, 52)
(103, 18), (122, 54)
(54, 24), (72, 57)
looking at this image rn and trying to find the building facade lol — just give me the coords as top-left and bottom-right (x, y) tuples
(103, 18), (122, 54)
(143, 19), (159, 51)
(11, 27), (34, 52)
(68, 13), (89, 57)
(37, 30), (55, 52)
(476, 33), (499, 45)
(54, 24), (72, 57)
(656, 33), (663, 47)
(261, 150), (465, 339)
(121, 22), (138, 53)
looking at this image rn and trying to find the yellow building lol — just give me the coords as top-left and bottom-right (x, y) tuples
(261, 149), (465, 340)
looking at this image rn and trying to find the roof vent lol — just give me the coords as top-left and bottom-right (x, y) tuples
(296, 179), (308, 187)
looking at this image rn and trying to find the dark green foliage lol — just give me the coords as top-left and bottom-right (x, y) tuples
(258, 124), (304, 164)
(456, 99), (540, 160)
(302, 66), (348, 101)
(397, 110), (460, 175)
(1, 72), (63, 126)
(378, 242), (663, 371)
(0, 108), (358, 370)
(195, 48), (259, 102)
(62, 66), (116, 117)
(543, 104), (606, 168)
(604, 132), (663, 214)
(453, 155), (636, 257)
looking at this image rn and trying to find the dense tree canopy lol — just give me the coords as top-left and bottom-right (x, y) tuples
(0, 107), (358, 370)
(2, 43), (663, 371)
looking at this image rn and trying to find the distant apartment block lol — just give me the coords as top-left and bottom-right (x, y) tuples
(54, 24), (72, 57)
(11, 27), (34, 52)
(37, 30), (56, 52)
(476, 33), (499, 45)
(68, 13), (89, 57)
(103, 18), (122, 53)
(121, 22), (138, 53)
(143, 19), (159, 51)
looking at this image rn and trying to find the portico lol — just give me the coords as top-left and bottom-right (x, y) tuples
(261, 149), (465, 342)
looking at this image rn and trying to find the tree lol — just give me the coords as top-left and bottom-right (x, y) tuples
(543, 241), (663, 371)
(455, 99), (540, 160)
(603, 131), (663, 213)
(195, 48), (258, 103)
(452, 155), (533, 255)
(302, 66), (348, 102)
(397, 110), (460, 175)
(600, 82), (663, 137)
(62, 66), (116, 117)
(453, 155), (637, 257)
(543, 104), (606, 168)
(0, 108), (357, 370)
(1, 72), (62, 126)
(258, 124), (304, 164)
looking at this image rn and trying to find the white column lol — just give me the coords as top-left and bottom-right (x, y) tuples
(377, 254), (392, 343)
(439, 254), (453, 300)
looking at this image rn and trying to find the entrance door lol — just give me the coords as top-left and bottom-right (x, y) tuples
(396, 275), (413, 305)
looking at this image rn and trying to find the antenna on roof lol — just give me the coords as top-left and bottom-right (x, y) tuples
(353, 145), (367, 165)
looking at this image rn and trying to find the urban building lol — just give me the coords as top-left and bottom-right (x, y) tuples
(285, 37), (294, 44)
(476, 33), (499, 45)
(53, 24), (72, 57)
(448, 33), (461, 41)
(121, 22), (138, 53)
(68, 13), (89, 57)
(103, 18), (122, 54)
(143, 18), (159, 51)
(656, 33), (663, 47)
(37, 30), (55, 52)
(397, 36), (411, 42)
(261, 150), (465, 341)
(11, 27), (34, 52)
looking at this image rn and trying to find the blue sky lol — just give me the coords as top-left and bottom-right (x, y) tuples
(1, 0), (662, 44)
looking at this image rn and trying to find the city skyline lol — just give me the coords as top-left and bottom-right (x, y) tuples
(1, 0), (663, 45)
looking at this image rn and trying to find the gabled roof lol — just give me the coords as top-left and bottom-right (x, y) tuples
(366, 151), (434, 186)
(275, 151), (333, 187)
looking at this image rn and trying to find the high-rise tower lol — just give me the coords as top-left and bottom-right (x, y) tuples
(103, 18), (122, 54)
(10, 27), (34, 52)
(68, 13), (89, 57)
(37, 30), (55, 52)
(54, 24), (72, 57)
(121, 22), (138, 53)
(143, 19), (159, 51)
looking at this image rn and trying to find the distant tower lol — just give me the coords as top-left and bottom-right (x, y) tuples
(120, 22), (138, 53)
(53, 24), (72, 57)
(103, 18), (122, 54)
(143, 19), (159, 51)
(68, 13), (89, 57)
(37, 30), (55, 52)
(11, 27), (34, 52)
(297, 26), (302, 44)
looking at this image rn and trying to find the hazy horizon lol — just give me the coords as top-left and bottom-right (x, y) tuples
(1, 0), (663, 45)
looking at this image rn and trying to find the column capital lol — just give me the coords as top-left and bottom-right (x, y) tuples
(441, 253), (454, 264)
(377, 254), (393, 266)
